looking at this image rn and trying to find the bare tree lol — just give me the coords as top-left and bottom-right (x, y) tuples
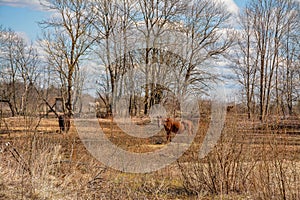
(92, 0), (140, 116)
(131, 0), (184, 114)
(232, 7), (259, 119)
(40, 0), (98, 116)
(92, 0), (233, 117)
(92, 0), (120, 115)
(0, 27), (40, 116)
(0, 27), (19, 116)
(178, 0), (233, 96)
(233, 0), (300, 120)
(277, 0), (300, 116)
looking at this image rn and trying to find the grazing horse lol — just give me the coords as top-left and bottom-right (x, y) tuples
(162, 118), (193, 142)
(58, 114), (70, 133)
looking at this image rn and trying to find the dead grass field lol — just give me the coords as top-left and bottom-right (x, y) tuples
(0, 113), (299, 199)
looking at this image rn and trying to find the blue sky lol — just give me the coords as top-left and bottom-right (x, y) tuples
(0, 0), (247, 42)
(0, 5), (48, 41)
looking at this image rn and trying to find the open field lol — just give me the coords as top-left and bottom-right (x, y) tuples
(0, 113), (300, 199)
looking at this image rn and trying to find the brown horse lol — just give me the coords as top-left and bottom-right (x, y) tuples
(162, 118), (193, 142)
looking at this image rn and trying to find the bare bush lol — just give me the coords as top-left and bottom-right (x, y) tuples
(178, 114), (300, 199)
(178, 121), (256, 197)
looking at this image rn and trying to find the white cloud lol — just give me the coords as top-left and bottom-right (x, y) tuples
(1, 0), (241, 14)
(0, 0), (48, 10)
(15, 31), (31, 42)
(219, 0), (239, 15)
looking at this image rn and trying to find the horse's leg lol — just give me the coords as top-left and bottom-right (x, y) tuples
(166, 131), (171, 142)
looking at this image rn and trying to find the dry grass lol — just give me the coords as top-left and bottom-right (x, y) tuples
(0, 113), (300, 199)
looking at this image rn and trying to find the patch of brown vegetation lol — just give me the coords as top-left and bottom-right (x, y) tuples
(0, 113), (299, 199)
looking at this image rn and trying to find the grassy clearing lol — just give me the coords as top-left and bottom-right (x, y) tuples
(0, 113), (299, 199)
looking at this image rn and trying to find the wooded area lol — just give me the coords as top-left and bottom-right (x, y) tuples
(0, 0), (299, 120)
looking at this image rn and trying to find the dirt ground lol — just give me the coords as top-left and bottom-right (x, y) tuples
(0, 113), (299, 199)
